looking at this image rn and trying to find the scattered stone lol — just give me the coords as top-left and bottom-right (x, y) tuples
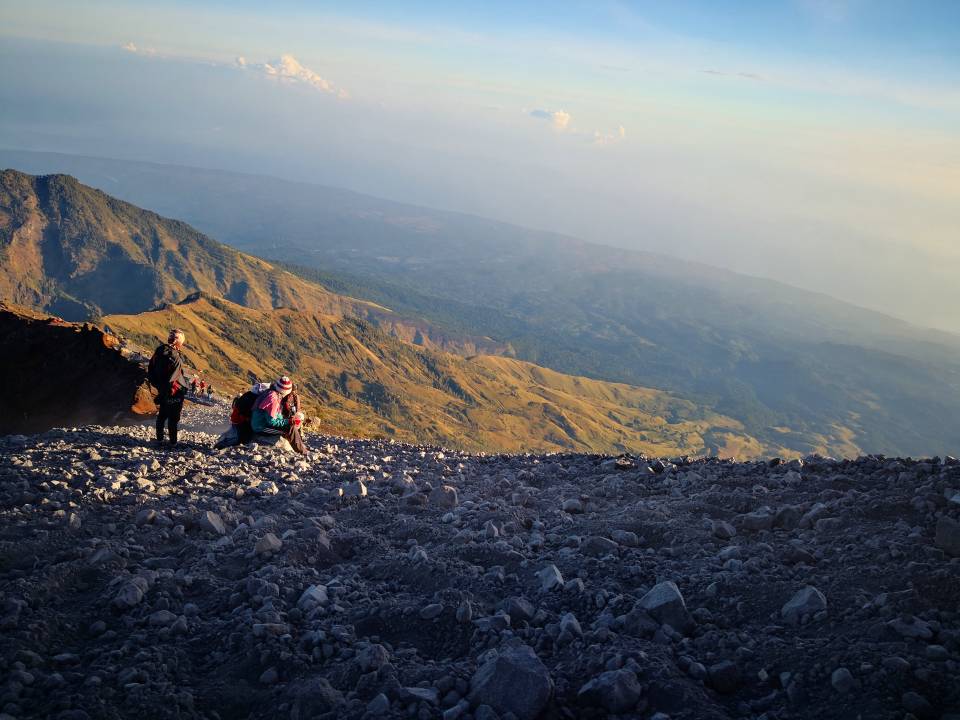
(297, 585), (328, 611)
(708, 660), (741, 694)
(366, 693), (390, 715)
(430, 484), (459, 509)
(935, 515), (960, 557)
(255, 532), (282, 555)
(637, 581), (694, 634)
(420, 603), (444, 620)
(578, 669), (643, 712)
(537, 564), (564, 592)
(781, 586), (827, 625)
(0, 424), (956, 720)
(198, 510), (226, 535)
(469, 644), (553, 720)
(830, 667), (856, 693)
(902, 691), (934, 719)
(711, 520), (736, 540)
(581, 536), (618, 557)
(562, 499), (583, 514)
(341, 479), (368, 497)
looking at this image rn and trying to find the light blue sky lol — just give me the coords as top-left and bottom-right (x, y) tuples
(1, 0), (959, 329)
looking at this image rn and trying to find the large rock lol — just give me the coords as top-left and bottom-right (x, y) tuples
(781, 586), (827, 625)
(340, 480), (368, 497)
(737, 509), (775, 532)
(581, 536), (619, 557)
(297, 585), (328, 611)
(469, 644), (553, 720)
(430, 484), (459, 509)
(502, 596), (535, 622)
(113, 576), (150, 610)
(198, 510), (226, 535)
(289, 677), (344, 720)
(537, 564), (564, 592)
(255, 533), (282, 555)
(774, 505), (803, 530)
(711, 520), (736, 540)
(708, 660), (741, 694)
(578, 669), (643, 713)
(935, 515), (960, 557)
(637, 581), (694, 634)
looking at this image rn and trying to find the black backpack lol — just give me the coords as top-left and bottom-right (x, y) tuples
(233, 390), (260, 417)
(148, 345), (173, 389)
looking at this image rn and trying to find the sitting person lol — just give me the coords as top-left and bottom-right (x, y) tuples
(251, 376), (305, 452)
(215, 382), (269, 448)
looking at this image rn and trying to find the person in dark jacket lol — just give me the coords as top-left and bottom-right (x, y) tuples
(148, 328), (190, 446)
(229, 382), (269, 445)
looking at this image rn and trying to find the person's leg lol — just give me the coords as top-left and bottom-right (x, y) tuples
(156, 399), (169, 442)
(168, 399), (184, 444)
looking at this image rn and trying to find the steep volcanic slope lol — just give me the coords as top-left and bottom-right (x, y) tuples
(0, 302), (155, 434)
(0, 424), (957, 719)
(103, 293), (778, 457)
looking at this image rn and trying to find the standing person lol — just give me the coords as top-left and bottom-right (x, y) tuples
(148, 329), (190, 446)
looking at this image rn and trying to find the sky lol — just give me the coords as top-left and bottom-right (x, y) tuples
(1, 0), (959, 330)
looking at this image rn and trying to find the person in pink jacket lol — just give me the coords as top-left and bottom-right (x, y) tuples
(251, 376), (304, 436)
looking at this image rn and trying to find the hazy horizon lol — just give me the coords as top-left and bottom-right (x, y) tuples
(1, 1), (958, 332)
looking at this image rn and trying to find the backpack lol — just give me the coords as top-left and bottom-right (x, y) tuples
(148, 345), (173, 389)
(234, 390), (260, 418)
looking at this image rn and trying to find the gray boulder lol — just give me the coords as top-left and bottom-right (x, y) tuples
(935, 515), (960, 557)
(578, 669), (643, 713)
(537, 564), (564, 592)
(781, 586), (827, 625)
(430, 484), (459, 509)
(581, 536), (619, 557)
(637, 581), (694, 634)
(469, 644), (553, 720)
(297, 585), (328, 611)
(711, 520), (736, 540)
(198, 510), (226, 535)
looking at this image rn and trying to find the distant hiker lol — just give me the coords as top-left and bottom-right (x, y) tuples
(206, 385), (214, 400)
(190, 377), (199, 395)
(198, 379), (206, 395)
(148, 328), (190, 446)
(251, 376), (306, 453)
(216, 382), (269, 448)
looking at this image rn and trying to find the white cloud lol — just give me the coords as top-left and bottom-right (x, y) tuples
(119, 41), (156, 56)
(530, 108), (571, 130)
(594, 125), (626, 146)
(242, 53), (345, 97)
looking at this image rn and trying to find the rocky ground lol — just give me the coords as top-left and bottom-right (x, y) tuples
(1, 411), (960, 720)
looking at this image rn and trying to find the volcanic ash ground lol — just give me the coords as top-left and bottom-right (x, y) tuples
(1, 423), (959, 720)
